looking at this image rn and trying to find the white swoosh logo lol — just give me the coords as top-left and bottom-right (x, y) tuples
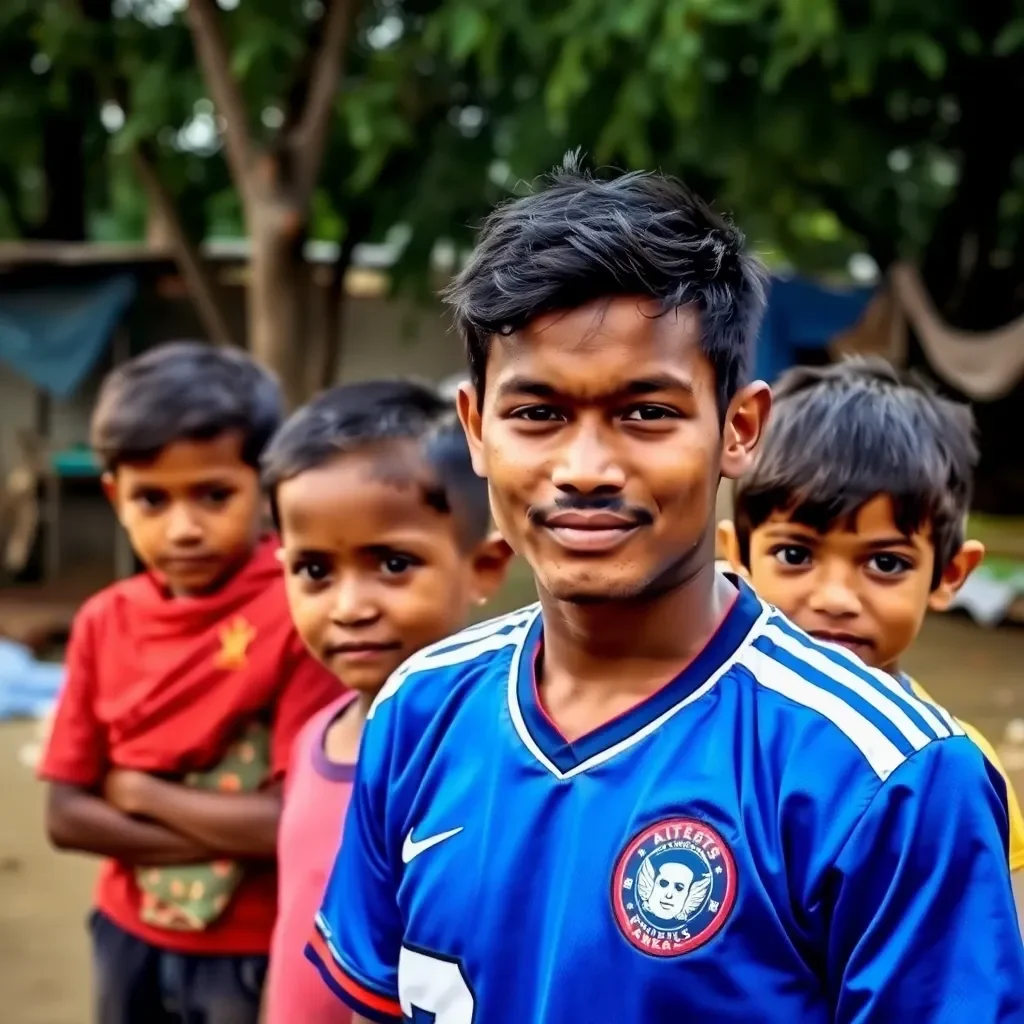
(401, 826), (464, 864)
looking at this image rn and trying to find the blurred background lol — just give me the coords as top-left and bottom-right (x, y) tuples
(0, 1), (1022, 1019)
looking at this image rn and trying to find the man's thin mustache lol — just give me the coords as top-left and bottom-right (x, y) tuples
(528, 496), (653, 526)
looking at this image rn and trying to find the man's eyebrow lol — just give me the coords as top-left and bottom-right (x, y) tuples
(622, 375), (695, 397)
(494, 374), (694, 400)
(494, 377), (557, 399)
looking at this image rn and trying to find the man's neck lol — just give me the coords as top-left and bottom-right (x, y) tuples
(538, 562), (735, 688)
(533, 562), (738, 742)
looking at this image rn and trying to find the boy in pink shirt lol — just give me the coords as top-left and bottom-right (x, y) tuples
(261, 379), (512, 1023)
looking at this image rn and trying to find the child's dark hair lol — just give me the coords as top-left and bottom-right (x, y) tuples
(261, 379), (490, 547)
(441, 151), (767, 418)
(91, 341), (283, 471)
(733, 357), (978, 588)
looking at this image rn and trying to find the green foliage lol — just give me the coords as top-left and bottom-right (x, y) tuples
(2, 0), (1022, 320)
(420, 0), (1024, 292)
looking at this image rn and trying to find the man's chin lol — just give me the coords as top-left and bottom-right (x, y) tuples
(540, 571), (655, 605)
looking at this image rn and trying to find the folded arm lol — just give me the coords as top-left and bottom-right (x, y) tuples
(105, 769), (281, 859)
(45, 782), (214, 866)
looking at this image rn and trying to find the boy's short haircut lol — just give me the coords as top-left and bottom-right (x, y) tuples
(441, 152), (767, 420)
(261, 378), (491, 547)
(733, 357), (978, 588)
(91, 341), (284, 471)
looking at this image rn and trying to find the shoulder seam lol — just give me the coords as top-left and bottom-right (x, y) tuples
(765, 614), (959, 740)
(744, 658), (967, 780)
(741, 625), (960, 781)
(367, 605), (538, 719)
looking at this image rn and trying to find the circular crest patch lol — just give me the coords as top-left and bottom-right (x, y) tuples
(611, 817), (736, 957)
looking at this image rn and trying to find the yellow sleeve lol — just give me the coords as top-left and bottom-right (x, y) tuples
(909, 678), (1024, 871)
(957, 720), (1024, 872)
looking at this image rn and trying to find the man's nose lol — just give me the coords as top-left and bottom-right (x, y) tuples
(550, 421), (626, 494)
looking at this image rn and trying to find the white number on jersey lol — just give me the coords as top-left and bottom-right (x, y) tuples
(398, 946), (475, 1022)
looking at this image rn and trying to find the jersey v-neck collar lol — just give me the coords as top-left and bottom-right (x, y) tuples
(506, 578), (767, 779)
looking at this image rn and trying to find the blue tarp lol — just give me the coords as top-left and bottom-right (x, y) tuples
(0, 640), (64, 721)
(755, 276), (875, 384)
(0, 269), (871, 400)
(0, 274), (136, 397)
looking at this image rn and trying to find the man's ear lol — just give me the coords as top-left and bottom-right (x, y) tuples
(469, 531), (515, 606)
(716, 519), (751, 581)
(929, 540), (985, 612)
(720, 381), (772, 481)
(456, 382), (486, 478)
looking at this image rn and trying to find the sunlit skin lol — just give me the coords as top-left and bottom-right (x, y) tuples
(720, 494), (984, 674)
(458, 297), (770, 741)
(102, 431), (264, 598)
(276, 446), (511, 738)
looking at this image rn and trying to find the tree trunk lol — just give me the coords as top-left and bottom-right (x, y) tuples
(248, 202), (309, 408)
(920, 14), (1024, 330)
(303, 267), (346, 398)
(134, 146), (238, 349)
(181, 0), (359, 402)
(316, 268), (349, 393)
(302, 203), (375, 395)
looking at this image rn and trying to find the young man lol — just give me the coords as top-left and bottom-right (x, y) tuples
(717, 358), (1024, 923)
(40, 342), (339, 1024)
(262, 380), (511, 1023)
(308, 161), (1024, 1021)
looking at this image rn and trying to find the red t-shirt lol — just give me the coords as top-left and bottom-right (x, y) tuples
(39, 538), (340, 955)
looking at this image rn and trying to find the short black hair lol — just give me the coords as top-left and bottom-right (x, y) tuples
(261, 378), (491, 547)
(441, 152), (768, 416)
(91, 341), (283, 471)
(733, 357), (978, 587)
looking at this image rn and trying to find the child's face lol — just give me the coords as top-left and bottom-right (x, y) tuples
(278, 448), (511, 692)
(728, 495), (979, 674)
(103, 432), (263, 597)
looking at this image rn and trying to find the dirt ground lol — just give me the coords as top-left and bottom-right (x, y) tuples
(0, 612), (1021, 1024)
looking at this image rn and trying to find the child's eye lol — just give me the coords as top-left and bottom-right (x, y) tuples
(294, 560), (331, 583)
(380, 554), (417, 576)
(201, 486), (235, 507)
(771, 544), (813, 567)
(133, 490), (166, 511)
(867, 553), (913, 577)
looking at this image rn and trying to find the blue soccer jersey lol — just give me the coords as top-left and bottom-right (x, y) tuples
(307, 579), (1024, 1022)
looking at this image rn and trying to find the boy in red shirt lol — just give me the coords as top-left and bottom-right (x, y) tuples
(40, 342), (339, 1024)
(259, 379), (512, 1023)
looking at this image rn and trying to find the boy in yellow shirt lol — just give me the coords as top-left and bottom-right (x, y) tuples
(719, 358), (1024, 926)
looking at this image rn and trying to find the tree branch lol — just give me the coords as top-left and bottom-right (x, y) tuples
(133, 144), (238, 350)
(183, 0), (257, 205)
(288, 0), (359, 204)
